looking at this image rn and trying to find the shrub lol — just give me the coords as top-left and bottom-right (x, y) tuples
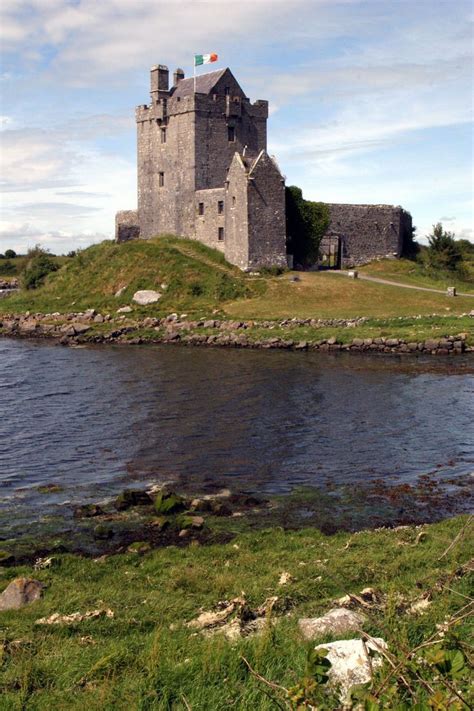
(0, 260), (16, 275)
(22, 247), (59, 289)
(4, 249), (17, 259)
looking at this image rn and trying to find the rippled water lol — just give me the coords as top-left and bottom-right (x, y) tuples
(0, 338), (473, 531)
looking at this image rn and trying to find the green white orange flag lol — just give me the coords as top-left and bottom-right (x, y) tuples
(194, 53), (218, 66)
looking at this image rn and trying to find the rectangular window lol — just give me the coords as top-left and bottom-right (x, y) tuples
(198, 202), (204, 215)
(159, 172), (164, 187)
(228, 126), (235, 142)
(232, 196), (236, 206)
(218, 227), (224, 241)
(161, 127), (166, 143)
(217, 200), (224, 214)
(225, 86), (230, 96)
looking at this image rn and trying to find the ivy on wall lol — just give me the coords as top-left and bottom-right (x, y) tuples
(285, 186), (330, 267)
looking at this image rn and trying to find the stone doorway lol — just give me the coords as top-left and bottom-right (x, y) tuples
(319, 234), (342, 269)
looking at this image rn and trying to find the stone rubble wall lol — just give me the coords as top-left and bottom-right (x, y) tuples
(115, 211), (140, 243)
(1, 311), (471, 356)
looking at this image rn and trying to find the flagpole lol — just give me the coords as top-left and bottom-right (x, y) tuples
(194, 57), (196, 94)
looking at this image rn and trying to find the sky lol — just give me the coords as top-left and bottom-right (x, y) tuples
(0, 0), (473, 255)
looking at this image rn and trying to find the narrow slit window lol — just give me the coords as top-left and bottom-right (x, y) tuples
(217, 200), (224, 214)
(232, 196), (236, 206)
(228, 126), (235, 142)
(198, 202), (204, 215)
(159, 172), (164, 187)
(161, 127), (167, 143)
(218, 227), (225, 241)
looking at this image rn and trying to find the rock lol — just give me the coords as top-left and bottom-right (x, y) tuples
(115, 286), (127, 297)
(178, 528), (192, 539)
(409, 597), (432, 615)
(150, 516), (170, 532)
(132, 290), (161, 305)
(73, 504), (104, 518)
(117, 306), (132, 314)
(127, 541), (151, 554)
(93, 524), (113, 540)
(36, 608), (114, 625)
(0, 578), (45, 611)
(70, 322), (91, 335)
(314, 637), (387, 701)
(299, 608), (366, 641)
(278, 571), (295, 586)
(94, 314), (105, 324)
(189, 498), (213, 512)
(114, 489), (153, 511)
(210, 501), (232, 516)
(154, 491), (185, 515)
(0, 550), (14, 567)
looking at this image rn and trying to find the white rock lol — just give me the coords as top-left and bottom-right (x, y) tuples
(115, 286), (127, 298)
(132, 290), (161, 305)
(299, 608), (366, 641)
(117, 306), (132, 314)
(315, 637), (387, 701)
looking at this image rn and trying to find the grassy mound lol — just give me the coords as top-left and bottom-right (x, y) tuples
(0, 237), (259, 315)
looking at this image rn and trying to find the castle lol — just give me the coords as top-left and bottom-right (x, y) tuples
(116, 64), (412, 270)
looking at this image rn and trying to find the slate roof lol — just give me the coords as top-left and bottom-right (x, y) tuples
(171, 68), (228, 98)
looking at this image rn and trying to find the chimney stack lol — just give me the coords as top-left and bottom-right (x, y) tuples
(150, 64), (169, 101)
(173, 68), (185, 85)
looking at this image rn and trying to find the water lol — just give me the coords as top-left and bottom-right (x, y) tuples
(1, 338), (473, 533)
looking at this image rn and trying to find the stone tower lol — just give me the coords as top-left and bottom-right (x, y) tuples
(116, 64), (287, 271)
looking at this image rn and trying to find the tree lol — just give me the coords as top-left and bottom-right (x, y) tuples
(426, 223), (462, 272)
(4, 249), (17, 259)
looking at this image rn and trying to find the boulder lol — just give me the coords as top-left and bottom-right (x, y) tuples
(154, 491), (185, 515)
(314, 637), (387, 701)
(132, 290), (161, 305)
(299, 608), (366, 641)
(114, 489), (153, 511)
(0, 578), (45, 611)
(117, 306), (132, 314)
(73, 504), (104, 518)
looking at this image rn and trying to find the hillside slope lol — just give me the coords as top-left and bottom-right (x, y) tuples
(0, 237), (260, 315)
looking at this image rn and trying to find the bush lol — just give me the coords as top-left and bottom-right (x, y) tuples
(4, 249), (17, 259)
(0, 260), (16, 275)
(22, 247), (59, 289)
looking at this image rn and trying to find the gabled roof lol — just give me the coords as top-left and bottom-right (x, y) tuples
(170, 68), (227, 98)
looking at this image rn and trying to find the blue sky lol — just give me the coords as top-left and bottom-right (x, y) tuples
(0, 0), (472, 254)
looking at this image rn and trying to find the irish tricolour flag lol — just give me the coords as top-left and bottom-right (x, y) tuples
(194, 53), (218, 66)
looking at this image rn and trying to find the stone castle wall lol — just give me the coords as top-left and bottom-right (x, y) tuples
(325, 204), (412, 267)
(247, 153), (287, 270)
(194, 188), (226, 251)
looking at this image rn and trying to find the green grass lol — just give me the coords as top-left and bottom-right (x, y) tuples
(224, 271), (474, 320)
(2, 241), (474, 353)
(0, 237), (259, 316)
(358, 258), (474, 294)
(0, 516), (472, 709)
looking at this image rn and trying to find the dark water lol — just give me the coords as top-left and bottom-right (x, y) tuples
(1, 338), (473, 533)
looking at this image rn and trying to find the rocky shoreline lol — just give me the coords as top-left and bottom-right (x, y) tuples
(1, 309), (473, 355)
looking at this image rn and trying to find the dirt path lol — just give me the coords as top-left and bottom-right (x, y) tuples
(173, 242), (234, 275)
(327, 271), (474, 298)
